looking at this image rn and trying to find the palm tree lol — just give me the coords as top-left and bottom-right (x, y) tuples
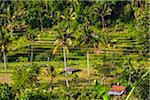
(25, 29), (39, 62)
(78, 23), (99, 85)
(0, 1), (27, 82)
(26, 0), (51, 31)
(52, 2), (77, 87)
(92, 1), (112, 30)
(99, 32), (112, 85)
(52, 21), (75, 87)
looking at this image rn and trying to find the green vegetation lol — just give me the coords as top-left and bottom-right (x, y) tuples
(0, 0), (149, 100)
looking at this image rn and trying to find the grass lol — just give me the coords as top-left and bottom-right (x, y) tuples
(0, 60), (101, 85)
(0, 57), (148, 85)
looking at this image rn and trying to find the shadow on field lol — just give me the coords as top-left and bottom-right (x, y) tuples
(59, 69), (82, 74)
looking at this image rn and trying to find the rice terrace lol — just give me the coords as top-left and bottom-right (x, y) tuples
(0, 0), (149, 100)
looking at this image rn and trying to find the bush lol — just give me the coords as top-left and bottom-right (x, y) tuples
(18, 88), (55, 100)
(17, 56), (28, 62)
(34, 54), (47, 61)
(0, 83), (16, 100)
(12, 63), (41, 90)
(55, 80), (110, 100)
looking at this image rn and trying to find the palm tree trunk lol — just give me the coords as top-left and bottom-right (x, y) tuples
(40, 18), (43, 31)
(63, 46), (69, 87)
(131, 0), (134, 8)
(30, 42), (33, 62)
(3, 50), (7, 83)
(101, 14), (105, 31)
(50, 76), (53, 92)
(47, 57), (50, 61)
(39, 12), (43, 31)
(87, 51), (90, 85)
(128, 66), (132, 84)
(128, 58), (132, 84)
(3, 51), (7, 71)
(101, 76), (106, 85)
(138, 0), (142, 7)
(45, 0), (48, 12)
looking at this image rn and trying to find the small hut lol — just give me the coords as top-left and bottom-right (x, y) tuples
(108, 85), (126, 96)
(66, 67), (75, 74)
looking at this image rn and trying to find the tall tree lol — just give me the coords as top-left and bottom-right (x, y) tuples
(0, 1), (27, 82)
(78, 22), (99, 85)
(52, 21), (76, 87)
(25, 0), (50, 31)
(52, 2), (77, 87)
(133, 6), (149, 57)
(25, 28), (39, 62)
(92, 1), (112, 29)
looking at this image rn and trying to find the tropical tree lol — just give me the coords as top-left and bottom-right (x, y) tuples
(133, 6), (149, 57)
(52, 2), (77, 87)
(25, 29), (39, 62)
(125, 69), (150, 100)
(92, 1), (112, 29)
(0, 1), (27, 82)
(77, 2), (112, 85)
(52, 21), (76, 87)
(44, 65), (56, 92)
(25, 1), (46, 31)
(78, 22), (100, 85)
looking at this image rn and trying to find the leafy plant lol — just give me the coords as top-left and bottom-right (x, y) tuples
(17, 56), (28, 62)
(12, 63), (41, 90)
(95, 80), (110, 100)
(126, 69), (150, 100)
(0, 83), (15, 100)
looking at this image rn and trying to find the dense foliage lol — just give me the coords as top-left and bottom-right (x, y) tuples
(0, 0), (149, 100)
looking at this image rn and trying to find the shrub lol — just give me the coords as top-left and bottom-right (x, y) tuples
(18, 89), (54, 100)
(17, 56), (28, 62)
(55, 80), (110, 100)
(12, 63), (41, 90)
(0, 83), (16, 100)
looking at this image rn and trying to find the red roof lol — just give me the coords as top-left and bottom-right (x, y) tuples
(112, 85), (126, 92)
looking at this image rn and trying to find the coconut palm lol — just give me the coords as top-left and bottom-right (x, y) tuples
(92, 1), (112, 29)
(78, 22), (99, 85)
(0, 1), (27, 82)
(52, 21), (76, 87)
(25, 28), (39, 62)
(52, 2), (77, 87)
(25, 1), (45, 31)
